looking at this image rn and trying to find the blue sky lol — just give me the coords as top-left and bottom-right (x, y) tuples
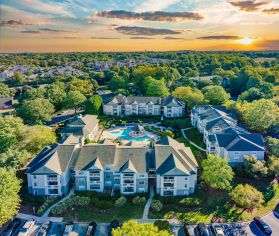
(1, 0), (279, 52)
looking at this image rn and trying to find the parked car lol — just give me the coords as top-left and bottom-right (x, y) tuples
(2, 218), (24, 236)
(86, 221), (97, 236)
(197, 223), (210, 236)
(184, 224), (195, 236)
(63, 221), (74, 236)
(253, 216), (272, 235)
(36, 221), (51, 236)
(17, 220), (35, 236)
(211, 224), (225, 236)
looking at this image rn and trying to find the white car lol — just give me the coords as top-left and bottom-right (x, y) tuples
(17, 220), (35, 236)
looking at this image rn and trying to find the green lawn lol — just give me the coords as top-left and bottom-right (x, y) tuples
(182, 128), (206, 149)
(149, 182), (279, 223)
(176, 137), (207, 165)
(61, 202), (144, 223)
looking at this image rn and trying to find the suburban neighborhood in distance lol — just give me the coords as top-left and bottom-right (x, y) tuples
(0, 0), (279, 236)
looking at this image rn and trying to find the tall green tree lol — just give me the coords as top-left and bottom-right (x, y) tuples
(85, 95), (103, 115)
(17, 98), (55, 124)
(63, 91), (86, 113)
(45, 82), (66, 110)
(204, 86), (230, 105)
(268, 157), (279, 177)
(20, 125), (56, 153)
(0, 115), (24, 152)
(0, 148), (30, 170)
(67, 78), (93, 96)
(146, 78), (169, 97)
(240, 99), (279, 133)
(243, 155), (268, 179)
(0, 168), (21, 227)
(0, 83), (10, 97)
(112, 220), (171, 236)
(10, 72), (25, 86)
(230, 184), (264, 210)
(173, 86), (204, 111)
(201, 155), (234, 190)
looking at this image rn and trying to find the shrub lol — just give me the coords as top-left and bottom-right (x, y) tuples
(51, 202), (68, 215)
(37, 197), (59, 216)
(151, 200), (163, 212)
(162, 130), (174, 138)
(243, 155), (268, 179)
(154, 220), (170, 232)
(179, 197), (201, 207)
(132, 196), (146, 205)
(115, 196), (127, 208)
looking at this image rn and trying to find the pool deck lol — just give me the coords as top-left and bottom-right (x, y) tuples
(101, 125), (159, 147)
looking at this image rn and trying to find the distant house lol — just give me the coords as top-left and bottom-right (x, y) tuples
(103, 94), (185, 118)
(0, 97), (13, 110)
(191, 105), (265, 165)
(59, 115), (99, 144)
(26, 136), (198, 196)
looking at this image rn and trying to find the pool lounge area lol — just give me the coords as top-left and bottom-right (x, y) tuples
(102, 125), (159, 145)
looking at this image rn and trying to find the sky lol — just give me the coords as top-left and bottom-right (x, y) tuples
(0, 0), (279, 52)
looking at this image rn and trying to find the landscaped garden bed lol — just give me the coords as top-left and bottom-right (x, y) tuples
(49, 191), (147, 223)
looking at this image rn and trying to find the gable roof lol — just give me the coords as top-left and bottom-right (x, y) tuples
(27, 144), (76, 175)
(161, 96), (184, 107)
(205, 117), (236, 132)
(155, 136), (198, 176)
(215, 134), (265, 151)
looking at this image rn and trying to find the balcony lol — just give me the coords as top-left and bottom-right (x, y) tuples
(48, 181), (58, 186)
(47, 177), (57, 181)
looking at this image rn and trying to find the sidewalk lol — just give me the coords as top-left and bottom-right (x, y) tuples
(42, 187), (75, 218)
(181, 128), (206, 151)
(142, 186), (154, 219)
(16, 213), (62, 223)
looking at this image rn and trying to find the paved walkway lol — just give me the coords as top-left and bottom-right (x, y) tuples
(16, 213), (62, 223)
(181, 128), (206, 151)
(142, 186), (154, 219)
(42, 187), (75, 218)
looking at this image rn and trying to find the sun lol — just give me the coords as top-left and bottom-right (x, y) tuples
(239, 37), (253, 45)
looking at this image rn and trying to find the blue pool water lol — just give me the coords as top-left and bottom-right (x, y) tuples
(109, 127), (152, 142)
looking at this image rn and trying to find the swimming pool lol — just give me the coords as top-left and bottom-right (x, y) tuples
(108, 126), (152, 142)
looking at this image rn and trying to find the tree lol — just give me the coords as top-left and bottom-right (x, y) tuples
(20, 125), (56, 153)
(230, 184), (264, 210)
(0, 168), (21, 227)
(45, 82), (66, 110)
(0, 83), (10, 97)
(85, 95), (102, 115)
(114, 196), (127, 208)
(63, 91), (86, 113)
(268, 157), (279, 177)
(0, 115), (24, 152)
(240, 99), (279, 133)
(265, 137), (279, 157)
(201, 155), (234, 190)
(112, 220), (171, 236)
(151, 199), (163, 212)
(238, 88), (265, 102)
(67, 78), (93, 95)
(243, 155), (268, 179)
(108, 76), (127, 91)
(17, 98), (55, 124)
(204, 86), (230, 105)
(162, 130), (174, 138)
(146, 79), (169, 97)
(173, 86), (204, 111)
(10, 72), (25, 86)
(0, 148), (30, 170)
(18, 87), (45, 103)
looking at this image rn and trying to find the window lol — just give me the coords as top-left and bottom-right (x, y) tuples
(33, 175), (37, 179)
(34, 182), (37, 187)
(185, 184), (188, 188)
(185, 177), (188, 180)
(139, 181), (144, 185)
(234, 152), (240, 155)
(34, 190), (38, 195)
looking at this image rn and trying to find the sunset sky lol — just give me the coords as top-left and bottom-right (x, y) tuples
(0, 0), (279, 52)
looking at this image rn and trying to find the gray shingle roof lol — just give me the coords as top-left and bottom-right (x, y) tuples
(205, 117), (236, 132)
(161, 96), (184, 107)
(215, 134), (265, 151)
(155, 136), (198, 176)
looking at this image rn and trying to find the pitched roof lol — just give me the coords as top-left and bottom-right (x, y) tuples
(124, 96), (161, 105)
(27, 144), (77, 175)
(161, 96), (184, 107)
(215, 134), (265, 151)
(205, 117), (236, 132)
(155, 136), (198, 176)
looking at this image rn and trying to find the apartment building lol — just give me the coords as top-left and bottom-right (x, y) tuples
(191, 105), (265, 166)
(26, 136), (198, 197)
(103, 94), (185, 118)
